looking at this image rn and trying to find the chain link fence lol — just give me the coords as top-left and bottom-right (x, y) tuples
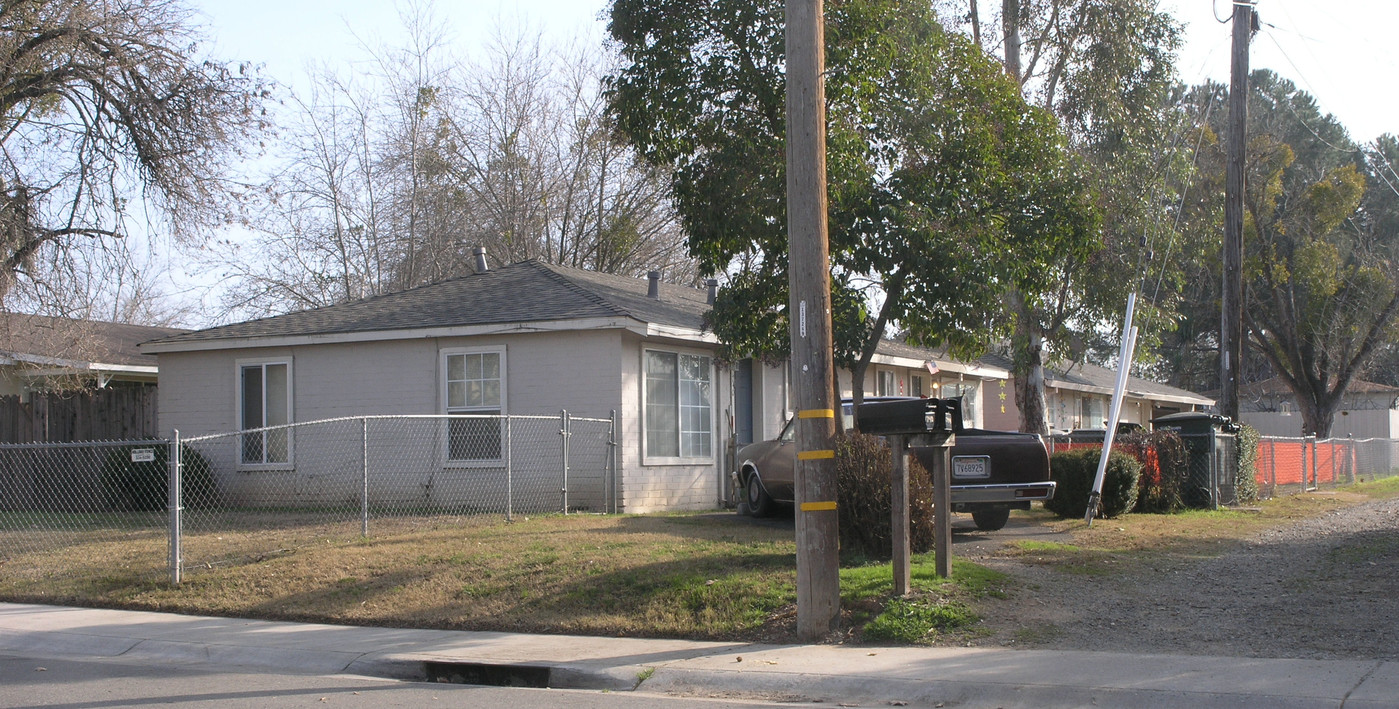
(1, 413), (615, 585)
(1048, 431), (1399, 507)
(0, 439), (172, 585)
(1177, 432), (1239, 508)
(1255, 436), (1399, 497)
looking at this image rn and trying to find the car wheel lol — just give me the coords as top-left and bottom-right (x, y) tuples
(971, 507), (1011, 531)
(745, 472), (775, 518)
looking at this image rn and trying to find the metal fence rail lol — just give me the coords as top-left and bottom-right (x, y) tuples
(0, 412), (616, 586)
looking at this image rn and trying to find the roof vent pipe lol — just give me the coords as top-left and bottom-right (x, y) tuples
(473, 247), (489, 274)
(647, 271), (661, 299)
(706, 278), (719, 304)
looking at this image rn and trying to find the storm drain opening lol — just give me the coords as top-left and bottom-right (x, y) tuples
(423, 661), (552, 688)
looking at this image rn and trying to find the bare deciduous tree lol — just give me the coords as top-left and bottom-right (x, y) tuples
(0, 0), (268, 305)
(216, 5), (695, 320)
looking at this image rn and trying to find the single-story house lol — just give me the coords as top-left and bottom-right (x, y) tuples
(1, 313), (184, 442)
(1231, 377), (1399, 439)
(143, 259), (738, 512)
(973, 353), (1213, 432)
(1, 312), (183, 396)
(142, 259), (1214, 512)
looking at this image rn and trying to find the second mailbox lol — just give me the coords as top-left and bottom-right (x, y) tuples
(855, 397), (963, 436)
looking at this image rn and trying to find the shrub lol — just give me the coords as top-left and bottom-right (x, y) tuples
(1235, 424), (1260, 504)
(1044, 447), (1140, 519)
(101, 443), (218, 512)
(1117, 431), (1190, 513)
(836, 433), (935, 560)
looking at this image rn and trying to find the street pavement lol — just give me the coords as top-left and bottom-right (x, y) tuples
(1, 602), (1395, 708)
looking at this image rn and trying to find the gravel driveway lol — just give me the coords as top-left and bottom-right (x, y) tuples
(958, 495), (1399, 660)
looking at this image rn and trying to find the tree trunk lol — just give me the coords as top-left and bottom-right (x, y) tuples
(1013, 339), (1050, 435)
(1011, 292), (1049, 435)
(970, 0), (982, 49)
(1298, 393), (1338, 439)
(1002, 0), (1022, 83)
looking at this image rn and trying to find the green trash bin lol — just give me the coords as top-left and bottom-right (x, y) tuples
(1150, 412), (1240, 509)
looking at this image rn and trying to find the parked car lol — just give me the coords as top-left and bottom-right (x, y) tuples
(732, 397), (1055, 530)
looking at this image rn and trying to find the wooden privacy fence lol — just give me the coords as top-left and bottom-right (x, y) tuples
(0, 385), (159, 443)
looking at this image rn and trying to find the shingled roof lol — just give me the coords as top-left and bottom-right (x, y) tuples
(1, 312), (185, 369)
(144, 260), (712, 350)
(978, 352), (1211, 406)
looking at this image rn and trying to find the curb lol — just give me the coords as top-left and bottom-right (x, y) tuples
(345, 654), (644, 692)
(639, 666), (1394, 709)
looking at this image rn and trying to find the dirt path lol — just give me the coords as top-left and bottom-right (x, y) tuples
(958, 496), (1399, 660)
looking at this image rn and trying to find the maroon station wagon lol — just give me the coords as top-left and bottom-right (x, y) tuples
(733, 397), (1056, 530)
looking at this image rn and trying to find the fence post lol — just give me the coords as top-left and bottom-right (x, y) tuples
(1270, 438), (1277, 496)
(168, 431), (182, 585)
(1309, 436), (1318, 489)
(560, 409), (571, 514)
(609, 409), (619, 514)
(505, 415), (513, 522)
(361, 417), (369, 537)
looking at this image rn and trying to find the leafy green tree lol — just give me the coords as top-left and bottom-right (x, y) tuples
(608, 0), (1097, 407)
(1237, 73), (1399, 436)
(945, 0), (1183, 433)
(1168, 71), (1399, 436)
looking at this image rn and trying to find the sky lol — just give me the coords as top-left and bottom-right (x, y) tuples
(189, 0), (1399, 143)
(163, 0), (1396, 325)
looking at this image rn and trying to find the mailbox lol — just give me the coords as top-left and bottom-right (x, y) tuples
(855, 397), (963, 436)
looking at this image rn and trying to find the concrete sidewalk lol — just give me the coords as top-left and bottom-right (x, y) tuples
(1, 602), (1394, 708)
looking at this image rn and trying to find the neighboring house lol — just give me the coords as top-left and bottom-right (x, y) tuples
(1230, 377), (1399, 438)
(974, 354), (1213, 432)
(1, 312), (182, 395)
(729, 340), (1012, 448)
(143, 260), (731, 513)
(1, 312), (185, 441)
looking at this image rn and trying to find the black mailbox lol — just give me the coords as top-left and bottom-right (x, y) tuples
(856, 397), (964, 435)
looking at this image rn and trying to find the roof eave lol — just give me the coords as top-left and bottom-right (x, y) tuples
(141, 316), (700, 354)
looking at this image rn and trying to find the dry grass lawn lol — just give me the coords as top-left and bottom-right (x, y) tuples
(4, 478), (1397, 644)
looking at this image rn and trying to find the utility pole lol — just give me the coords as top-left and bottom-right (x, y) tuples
(786, 0), (840, 641)
(1221, 0), (1255, 421)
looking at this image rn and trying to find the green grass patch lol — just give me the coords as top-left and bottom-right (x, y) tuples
(1343, 475), (1399, 499)
(863, 597), (978, 644)
(1007, 540), (1118, 576)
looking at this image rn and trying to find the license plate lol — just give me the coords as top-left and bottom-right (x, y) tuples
(953, 455), (990, 479)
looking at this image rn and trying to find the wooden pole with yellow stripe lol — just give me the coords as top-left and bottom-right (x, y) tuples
(786, 0), (840, 641)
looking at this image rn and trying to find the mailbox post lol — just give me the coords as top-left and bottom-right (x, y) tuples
(858, 399), (962, 589)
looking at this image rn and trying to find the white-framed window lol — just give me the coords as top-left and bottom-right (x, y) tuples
(1081, 396), (1105, 428)
(876, 370), (897, 397)
(644, 349), (713, 461)
(238, 358), (292, 467)
(910, 374), (926, 398)
(442, 347), (506, 464)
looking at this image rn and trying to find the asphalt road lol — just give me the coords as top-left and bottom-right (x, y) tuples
(0, 654), (788, 709)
